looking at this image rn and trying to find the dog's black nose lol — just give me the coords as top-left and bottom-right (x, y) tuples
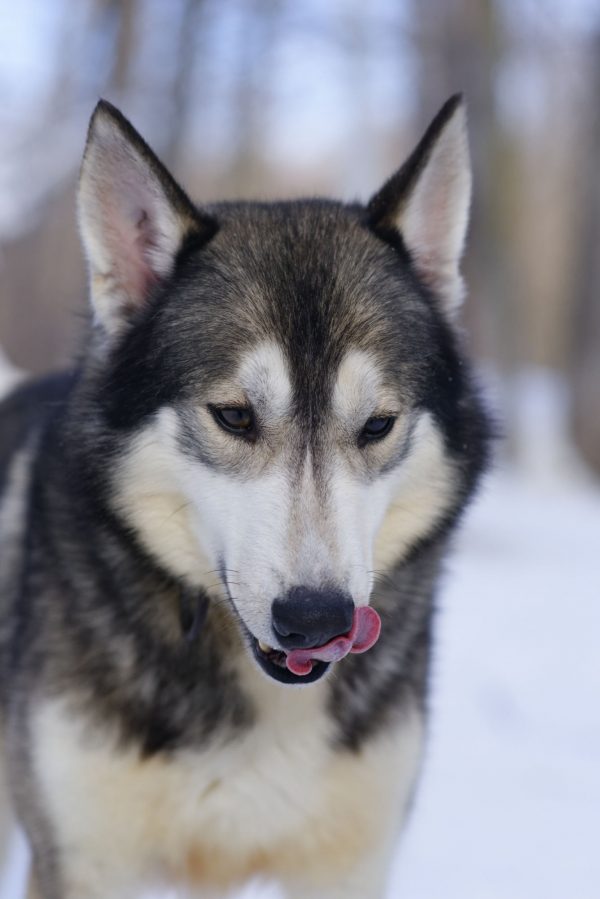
(272, 587), (354, 650)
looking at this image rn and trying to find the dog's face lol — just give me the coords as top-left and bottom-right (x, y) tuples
(78, 99), (487, 684)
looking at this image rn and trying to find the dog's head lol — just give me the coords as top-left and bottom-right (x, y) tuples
(77, 97), (488, 684)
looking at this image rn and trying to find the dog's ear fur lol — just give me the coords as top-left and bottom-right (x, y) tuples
(78, 101), (215, 336)
(367, 94), (471, 314)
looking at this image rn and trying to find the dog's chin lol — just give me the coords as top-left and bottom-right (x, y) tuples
(251, 638), (330, 685)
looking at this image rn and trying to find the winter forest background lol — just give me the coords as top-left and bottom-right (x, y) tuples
(1, 0), (600, 470)
(1, 1), (599, 898)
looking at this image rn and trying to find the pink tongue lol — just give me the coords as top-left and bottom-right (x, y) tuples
(286, 607), (381, 677)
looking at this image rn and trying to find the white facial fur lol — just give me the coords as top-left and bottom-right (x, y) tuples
(111, 343), (457, 649)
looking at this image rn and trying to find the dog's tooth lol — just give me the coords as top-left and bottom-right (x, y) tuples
(258, 641), (272, 653)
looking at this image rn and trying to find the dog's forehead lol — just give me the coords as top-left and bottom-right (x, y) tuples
(159, 200), (433, 413)
(206, 202), (419, 347)
(206, 201), (401, 330)
(231, 342), (387, 419)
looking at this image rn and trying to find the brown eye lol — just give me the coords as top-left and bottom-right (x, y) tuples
(360, 416), (395, 444)
(211, 406), (255, 436)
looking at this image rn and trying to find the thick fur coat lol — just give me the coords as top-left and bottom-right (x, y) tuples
(0, 96), (489, 898)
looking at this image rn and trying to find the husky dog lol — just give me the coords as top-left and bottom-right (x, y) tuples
(0, 95), (489, 898)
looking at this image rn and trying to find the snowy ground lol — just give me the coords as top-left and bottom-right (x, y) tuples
(1, 375), (599, 897)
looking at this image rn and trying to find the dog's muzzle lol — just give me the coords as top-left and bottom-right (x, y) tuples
(253, 586), (382, 683)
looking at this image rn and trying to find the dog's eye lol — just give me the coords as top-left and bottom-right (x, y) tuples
(360, 416), (395, 444)
(211, 406), (255, 436)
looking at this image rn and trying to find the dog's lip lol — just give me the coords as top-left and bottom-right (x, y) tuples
(252, 639), (330, 685)
(235, 619), (329, 684)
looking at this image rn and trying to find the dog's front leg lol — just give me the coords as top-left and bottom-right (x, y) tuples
(282, 715), (422, 899)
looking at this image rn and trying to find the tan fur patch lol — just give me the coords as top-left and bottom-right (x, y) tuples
(373, 412), (456, 570)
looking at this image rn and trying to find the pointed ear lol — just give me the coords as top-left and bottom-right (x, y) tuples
(78, 100), (216, 336)
(367, 95), (471, 314)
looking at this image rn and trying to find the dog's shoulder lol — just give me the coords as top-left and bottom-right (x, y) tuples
(0, 370), (76, 497)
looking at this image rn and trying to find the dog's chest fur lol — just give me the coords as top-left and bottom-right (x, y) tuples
(33, 665), (423, 891)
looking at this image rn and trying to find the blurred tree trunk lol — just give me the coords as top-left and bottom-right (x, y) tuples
(339, 1), (379, 195)
(569, 33), (600, 474)
(109, 0), (137, 94)
(413, 0), (521, 452)
(164, 0), (204, 170)
(227, 0), (283, 197)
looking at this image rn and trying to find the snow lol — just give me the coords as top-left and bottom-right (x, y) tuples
(1, 370), (600, 897)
